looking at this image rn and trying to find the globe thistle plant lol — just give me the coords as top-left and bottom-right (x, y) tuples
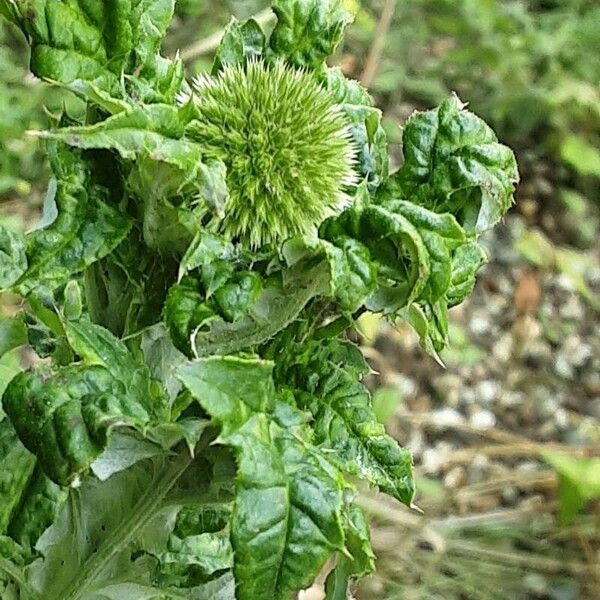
(186, 59), (358, 248)
(0, 2), (519, 599)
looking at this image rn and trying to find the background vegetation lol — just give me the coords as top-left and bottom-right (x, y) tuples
(1, 1), (599, 598)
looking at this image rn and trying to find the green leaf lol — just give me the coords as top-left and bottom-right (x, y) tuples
(270, 0), (354, 70)
(393, 94), (519, 233)
(561, 135), (600, 177)
(281, 340), (415, 505)
(153, 532), (233, 587)
(0, 316), (27, 358)
(544, 454), (600, 525)
(212, 17), (266, 73)
(62, 317), (164, 414)
(38, 105), (203, 171)
(324, 505), (375, 599)
(168, 262), (330, 358)
(179, 357), (347, 600)
(26, 452), (195, 599)
(141, 324), (187, 405)
(213, 272), (263, 323)
(15, 146), (131, 296)
(447, 241), (487, 307)
(326, 69), (388, 190)
(282, 235), (377, 313)
(0, 420), (67, 549)
(0, 226), (27, 290)
(4, 0), (181, 102)
(3, 364), (153, 486)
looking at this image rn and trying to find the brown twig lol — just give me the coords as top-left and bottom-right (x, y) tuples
(360, 0), (397, 88)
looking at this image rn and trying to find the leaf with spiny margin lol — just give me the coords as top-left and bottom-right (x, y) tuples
(326, 68), (388, 191)
(0, 420), (67, 550)
(168, 261), (330, 358)
(0, 226), (27, 290)
(179, 357), (347, 600)
(321, 198), (466, 315)
(14, 145), (131, 296)
(270, 0), (354, 71)
(324, 504), (375, 599)
(212, 17), (267, 73)
(281, 340), (415, 505)
(1, 0), (182, 102)
(392, 94), (519, 233)
(37, 104), (203, 171)
(402, 300), (449, 361)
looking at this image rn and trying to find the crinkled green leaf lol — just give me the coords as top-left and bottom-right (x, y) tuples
(321, 198), (466, 318)
(15, 146), (131, 296)
(283, 235), (377, 313)
(153, 532), (233, 587)
(168, 261), (330, 358)
(326, 68), (388, 190)
(270, 0), (354, 70)
(0, 226), (27, 290)
(179, 357), (347, 600)
(3, 364), (152, 486)
(213, 17), (266, 73)
(38, 104), (201, 169)
(393, 94), (519, 233)
(447, 241), (487, 307)
(280, 340), (415, 505)
(174, 505), (231, 538)
(0, 420), (67, 550)
(3, 0), (182, 102)
(62, 317), (165, 416)
(402, 300), (449, 362)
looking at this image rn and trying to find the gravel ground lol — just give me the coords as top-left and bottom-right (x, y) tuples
(354, 212), (600, 600)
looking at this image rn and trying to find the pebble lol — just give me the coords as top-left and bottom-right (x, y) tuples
(431, 374), (462, 407)
(467, 454), (490, 485)
(475, 379), (501, 405)
(407, 428), (426, 460)
(499, 390), (524, 408)
(554, 408), (570, 430)
(422, 442), (454, 475)
(469, 410), (496, 430)
(501, 485), (519, 505)
(443, 466), (466, 490)
(559, 294), (584, 321)
(430, 408), (465, 428)
(590, 398), (600, 420)
(555, 335), (592, 378)
(492, 332), (513, 363)
(469, 312), (493, 336)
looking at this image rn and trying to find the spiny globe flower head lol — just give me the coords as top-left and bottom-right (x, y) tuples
(187, 59), (358, 249)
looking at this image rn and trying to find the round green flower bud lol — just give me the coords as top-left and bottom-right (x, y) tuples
(187, 59), (358, 248)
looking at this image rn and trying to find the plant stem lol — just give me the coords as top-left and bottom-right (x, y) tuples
(361, 0), (397, 88)
(59, 451), (193, 600)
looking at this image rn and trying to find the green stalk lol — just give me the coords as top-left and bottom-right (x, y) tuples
(59, 451), (193, 600)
